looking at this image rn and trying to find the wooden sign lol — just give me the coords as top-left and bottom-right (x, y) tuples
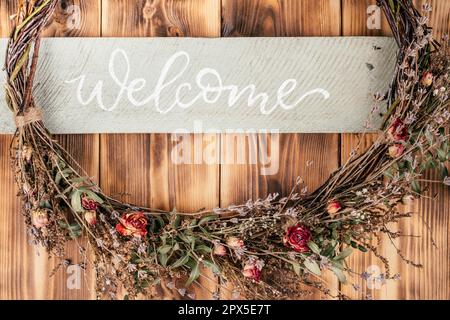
(0, 37), (396, 133)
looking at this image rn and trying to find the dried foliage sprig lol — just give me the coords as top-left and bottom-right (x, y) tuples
(5, 0), (449, 300)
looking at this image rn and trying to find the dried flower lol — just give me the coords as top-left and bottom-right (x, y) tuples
(213, 243), (227, 256)
(283, 224), (312, 253)
(31, 209), (49, 229)
(443, 176), (450, 186)
(82, 197), (98, 211)
(226, 237), (244, 248)
(22, 181), (32, 195)
(389, 144), (405, 158)
(420, 71), (433, 87)
(21, 144), (32, 162)
(115, 211), (148, 238)
(84, 210), (97, 225)
(242, 262), (262, 282)
(327, 200), (342, 216)
(387, 119), (409, 142)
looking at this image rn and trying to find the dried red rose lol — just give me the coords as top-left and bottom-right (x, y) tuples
(32, 209), (49, 229)
(283, 224), (312, 253)
(226, 237), (244, 248)
(388, 119), (409, 142)
(82, 197), (98, 211)
(84, 210), (97, 225)
(420, 72), (433, 87)
(327, 200), (342, 216)
(115, 211), (148, 238)
(242, 263), (262, 282)
(213, 243), (227, 256)
(389, 143), (405, 158)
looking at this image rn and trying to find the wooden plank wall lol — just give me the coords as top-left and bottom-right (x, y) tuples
(0, 0), (448, 300)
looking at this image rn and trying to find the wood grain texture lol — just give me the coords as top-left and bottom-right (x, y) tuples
(102, 0), (219, 37)
(0, 0), (101, 37)
(100, 0), (221, 300)
(342, 0), (392, 36)
(341, 0), (449, 300)
(222, 0), (341, 37)
(220, 0), (341, 299)
(0, 0), (100, 300)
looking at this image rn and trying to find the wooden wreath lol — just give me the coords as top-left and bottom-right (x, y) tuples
(5, 0), (449, 300)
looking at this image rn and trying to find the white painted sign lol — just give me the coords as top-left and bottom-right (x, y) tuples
(0, 37), (396, 133)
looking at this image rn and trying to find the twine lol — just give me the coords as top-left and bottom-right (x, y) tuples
(14, 107), (43, 128)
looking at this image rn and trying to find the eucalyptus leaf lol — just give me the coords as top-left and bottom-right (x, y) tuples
(198, 215), (218, 226)
(172, 215), (182, 229)
(411, 181), (421, 194)
(437, 148), (447, 162)
(83, 190), (104, 204)
(335, 247), (353, 260)
(203, 260), (220, 274)
(303, 259), (321, 276)
(70, 190), (83, 213)
(331, 266), (347, 283)
(170, 254), (190, 269)
(292, 262), (301, 276)
(186, 262), (200, 286)
(196, 245), (212, 253)
(307, 241), (321, 255)
(158, 253), (169, 267)
(158, 245), (172, 255)
(358, 245), (368, 252)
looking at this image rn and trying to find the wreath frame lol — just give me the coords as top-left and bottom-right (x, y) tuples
(4, 0), (450, 300)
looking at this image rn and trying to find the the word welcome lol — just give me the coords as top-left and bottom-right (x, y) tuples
(66, 49), (330, 115)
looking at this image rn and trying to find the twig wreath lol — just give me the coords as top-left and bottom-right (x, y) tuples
(4, 0), (449, 300)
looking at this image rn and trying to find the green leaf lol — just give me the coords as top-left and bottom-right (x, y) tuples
(331, 229), (338, 240)
(83, 190), (104, 204)
(158, 253), (169, 267)
(292, 262), (301, 276)
(198, 214), (218, 226)
(55, 172), (62, 185)
(383, 169), (394, 179)
(440, 166), (448, 180)
(203, 260), (220, 274)
(322, 243), (337, 257)
(196, 245), (212, 253)
(358, 245), (368, 253)
(411, 181), (421, 194)
(186, 262), (200, 286)
(158, 245), (172, 255)
(69, 177), (88, 184)
(303, 259), (321, 276)
(307, 241), (321, 255)
(331, 266), (347, 283)
(172, 215), (182, 229)
(56, 168), (73, 184)
(170, 254), (190, 269)
(70, 190), (83, 213)
(335, 247), (353, 260)
(437, 148), (447, 162)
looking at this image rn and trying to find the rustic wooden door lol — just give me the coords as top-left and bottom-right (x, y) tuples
(0, 0), (448, 300)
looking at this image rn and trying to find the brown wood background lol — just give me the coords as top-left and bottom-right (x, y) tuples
(0, 0), (448, 300)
